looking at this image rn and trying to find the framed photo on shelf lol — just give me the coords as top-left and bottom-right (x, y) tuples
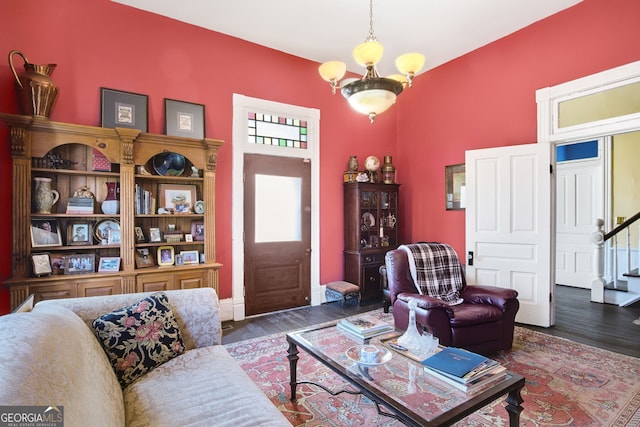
(164, 98), (205, 139)
(185, 233), (193, 243)
(107, 229), (121, 245)
(100, 88), (148, 132)
(180, 250), (199, 265)
(191, 220), (205, 241)
(149, 227), (162, 242)
(445, 164), (466, 211)
(98, 257), (121, 273)
(30, 219), (63, 247)
(31, 253), (52, 277)
(50, 253), (65, 275)
(64, 254), (95, 274)
(134, 226), (146, 242)
(157, 246), (175, 266)
(67, 221), (93, 245)
(158, 184), (197, 213)
(135, 248), (155, 268)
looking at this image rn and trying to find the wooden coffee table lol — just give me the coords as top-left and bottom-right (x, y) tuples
(286, 323), (525, 427)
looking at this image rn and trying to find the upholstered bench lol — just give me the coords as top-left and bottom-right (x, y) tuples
(325, 280), (360, 306)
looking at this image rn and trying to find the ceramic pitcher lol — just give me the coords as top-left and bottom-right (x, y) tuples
(33, 177), (59, 214)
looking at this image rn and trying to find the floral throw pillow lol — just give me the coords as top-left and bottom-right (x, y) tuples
(92, 292), (185, 388)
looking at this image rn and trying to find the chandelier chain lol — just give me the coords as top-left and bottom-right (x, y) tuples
(367, 0), (377, 41)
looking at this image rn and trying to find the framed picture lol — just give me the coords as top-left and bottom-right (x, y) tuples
(50, 253), (65, 275)
(30, 219), (63, 247)
(31, 253), (52, 277)
(94, 219), (120, 243)
(67, 221), (93, 245)
(185, 233), (193, 243)
(64, 253), (95, 274)
(135, 248), (155, 268)
(164, 98), (205, 139)
(107, 229), (121, 245)
(98, 256), (121, 272)
(180, 250), (199, 265)
(100, 88), (148, 132)
(157, 246), (175, 266)
(158, 184), (197, 213)
(445, 164), (466, 211)
(149, 227), (162, 242)
(134, 226), (146, 242)
(191, 220), (205, 241)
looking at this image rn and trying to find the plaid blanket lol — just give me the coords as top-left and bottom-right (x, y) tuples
(399, 243), (465, 305)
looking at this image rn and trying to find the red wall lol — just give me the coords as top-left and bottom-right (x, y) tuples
(396, 0), (640, 258)
(1, 0), (639, 314)
(0, 0), (397, 313)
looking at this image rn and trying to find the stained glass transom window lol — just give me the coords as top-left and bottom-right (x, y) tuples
(247, 112), (308, 149)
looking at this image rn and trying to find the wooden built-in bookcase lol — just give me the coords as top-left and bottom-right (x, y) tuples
(1, 113), (223, 310)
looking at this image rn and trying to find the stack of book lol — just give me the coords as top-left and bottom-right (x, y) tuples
(66, 197), (94, 214)
(337, 314), (395, 341)
(421, 347), (507, 394)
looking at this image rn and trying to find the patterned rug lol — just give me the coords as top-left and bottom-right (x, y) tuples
(224, 310), (640, 426)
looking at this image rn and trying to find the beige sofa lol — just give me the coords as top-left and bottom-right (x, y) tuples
(0, 288), (290, 427)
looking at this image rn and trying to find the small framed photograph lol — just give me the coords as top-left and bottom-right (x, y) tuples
(50, 253), (65, 275)
(67, 221), (93, 245)
(158, 184), (197, 213)
(445, 163), (466, 211)
(98, 256), (121, 272)
(100, 88), (148, 132)
(164, 98), (205, 139)
(185, 233), (193, 242)
(64, 253), (95, 274)
(107, 229), (121, 245)
(149, 227), (162, 242)
(134, 226), (146, 242)
(31, 253), (53, 277)
(135, 248), (155, 268)
(191, 221), (205, 241)
(157, 246), (175, 266)
(94, 219), (120, 243)
(30, 219), (63, 247)
(180, 250), (199, 265)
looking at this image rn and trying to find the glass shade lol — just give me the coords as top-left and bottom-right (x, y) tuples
(318, 61), (347, 83)
(386, 74), (408, 88)
(341, 78), (403, 116)
(395, 53), (426, 75)
(353, 40), (384, 66)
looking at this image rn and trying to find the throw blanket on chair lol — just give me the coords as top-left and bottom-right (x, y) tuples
(399, 243), (464, 305)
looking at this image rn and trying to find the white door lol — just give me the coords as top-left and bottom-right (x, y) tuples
(466, 143), (554, 327)
(555, 140), (603, 288)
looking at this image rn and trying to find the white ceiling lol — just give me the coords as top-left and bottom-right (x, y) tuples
(113, 0), (582, 76)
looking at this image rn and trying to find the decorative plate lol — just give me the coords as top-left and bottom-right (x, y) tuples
(94, 219), (120, 242)
(362, 212), (375, 228)
(194, 200), (205, 214)
(346, 345), (392, 366)
(153, 152), (186, 176)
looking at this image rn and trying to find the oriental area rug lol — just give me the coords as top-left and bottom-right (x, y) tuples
(225, 311), (640, 427)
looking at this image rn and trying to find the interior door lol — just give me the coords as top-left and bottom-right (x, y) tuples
(244, 154), (311, 316)
(466, 143), (554, 327)
(555, 140), (603, 288)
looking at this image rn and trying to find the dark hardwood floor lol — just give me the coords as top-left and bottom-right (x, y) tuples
(222, 285), (640, 358)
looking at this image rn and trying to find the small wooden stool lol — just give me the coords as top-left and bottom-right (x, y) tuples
(325, 281), (361, 306)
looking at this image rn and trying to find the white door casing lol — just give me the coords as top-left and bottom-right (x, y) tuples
(466, 143), (554, 327)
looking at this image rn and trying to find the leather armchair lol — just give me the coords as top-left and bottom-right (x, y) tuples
(385, 247), (519, 355)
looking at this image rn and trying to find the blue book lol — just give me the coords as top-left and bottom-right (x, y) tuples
(421, 347), (489, 379)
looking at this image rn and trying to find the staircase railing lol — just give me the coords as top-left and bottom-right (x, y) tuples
(592, 210), (640, 303)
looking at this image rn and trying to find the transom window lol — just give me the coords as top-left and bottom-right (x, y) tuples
(247, 112), (308, 149)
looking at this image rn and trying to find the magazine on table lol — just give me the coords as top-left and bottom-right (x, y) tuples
(424, 363), (508, 394)
(337, 314), (395, 339)
(421, 346), (496, 379)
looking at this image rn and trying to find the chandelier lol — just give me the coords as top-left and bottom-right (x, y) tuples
(318, 0), (425, 123)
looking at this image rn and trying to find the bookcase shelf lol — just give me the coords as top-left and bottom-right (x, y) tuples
(1, 113), (223, 310)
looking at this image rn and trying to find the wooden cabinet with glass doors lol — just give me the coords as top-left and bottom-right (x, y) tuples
(343, 182), (399, 300)
(1, 113), (223, 310)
